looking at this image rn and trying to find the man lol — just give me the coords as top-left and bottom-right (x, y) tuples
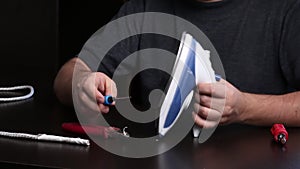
(54, 0), (300, 129)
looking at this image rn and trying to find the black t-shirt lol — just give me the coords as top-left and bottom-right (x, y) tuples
(79, 0), (300, 109)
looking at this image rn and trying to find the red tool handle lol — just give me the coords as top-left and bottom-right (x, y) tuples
(271, 124), (288, 143)
(62, 123), (120, 139)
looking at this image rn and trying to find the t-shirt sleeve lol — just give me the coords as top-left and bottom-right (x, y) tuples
(280, 0), (300, 90)
(78, 0), (145, 77)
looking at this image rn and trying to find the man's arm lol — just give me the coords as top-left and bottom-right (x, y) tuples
(194, 79), (300, 127)
(54, 57), (117, 115)
(54, 57), (91, 106)
(241, 91), (300, 126)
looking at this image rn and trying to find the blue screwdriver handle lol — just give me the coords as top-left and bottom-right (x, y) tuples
(104, 95), (114, 105)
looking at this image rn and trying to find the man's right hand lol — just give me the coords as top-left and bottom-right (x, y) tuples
(75, 71), (117, 111)
(54, 57), (117, 122)
(66, 58), (117, 121)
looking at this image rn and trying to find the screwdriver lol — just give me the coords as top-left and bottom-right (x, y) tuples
(104, 74), (221, 105)
(104, 95), (131, 105)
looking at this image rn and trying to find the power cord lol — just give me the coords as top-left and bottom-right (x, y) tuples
(0, 85), (34, 102)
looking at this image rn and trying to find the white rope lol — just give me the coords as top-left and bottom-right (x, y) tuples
(37, 134), (90, 145)
(0, 86), (90, 146)
(0, 131), (37, 140)
(0, 85), (34, 102)
(0, 131), (90, 146)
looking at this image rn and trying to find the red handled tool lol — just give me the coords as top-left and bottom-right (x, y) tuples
(271, 124), (288, 145)
(62, 123), (130, 139)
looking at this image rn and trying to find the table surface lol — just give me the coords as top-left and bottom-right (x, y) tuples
(0, 67), (299, 169)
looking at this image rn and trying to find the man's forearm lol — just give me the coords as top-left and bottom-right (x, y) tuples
(54, 58), (77, 106)
(54, 57), (91, 106)
(241, 91), (300, 126)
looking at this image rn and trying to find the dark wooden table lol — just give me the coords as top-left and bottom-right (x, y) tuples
(0, 67), (299, 169)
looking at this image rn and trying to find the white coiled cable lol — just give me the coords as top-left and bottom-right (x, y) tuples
(0, 85), (34, 102)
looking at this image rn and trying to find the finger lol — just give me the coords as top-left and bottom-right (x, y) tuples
(219, 116), (230, 125)
(97, 92), (105, 104)
(96, 73), (112, 94)
(95, 73), (117, 105)
(76, 92), (101, 116)
(87, 73), (110, 104)
(194, 92), (200, 103)
(194, 104), (222, 121)
(99, 104), (110, 114)
(197, 83), (210, 95)
(81, 83), (104, 105)
(104, 78), (116, 96)
(193, 112), (219, 129)
(80, 74), (104, 103)
(79, 92), (109, 114)
(96, 73), (105, 92)
(197, 82), (226, 98)
(199, 95), (226, 112)
(104, 79), (117, 106)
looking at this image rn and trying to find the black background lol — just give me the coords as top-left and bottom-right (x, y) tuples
(0, 0), (124, 79)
